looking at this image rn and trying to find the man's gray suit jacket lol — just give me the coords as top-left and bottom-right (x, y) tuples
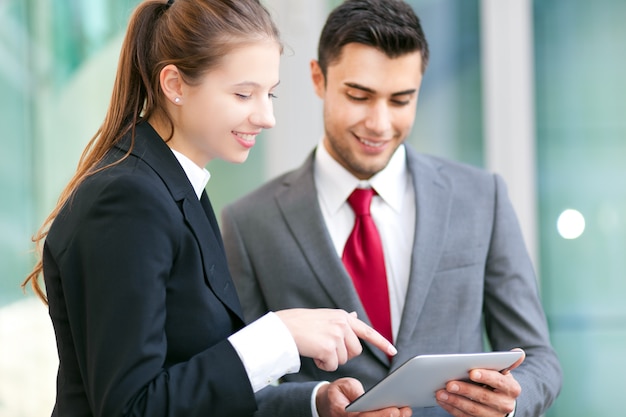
(221, 145), (562, 417)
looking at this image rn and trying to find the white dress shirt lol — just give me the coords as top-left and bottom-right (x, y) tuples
(171, 149), (300, 393)
(313, 142), (416, 341)
(313, 145), (516, 417)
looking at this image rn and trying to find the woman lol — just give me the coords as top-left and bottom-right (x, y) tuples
(22, 1), (397, 416)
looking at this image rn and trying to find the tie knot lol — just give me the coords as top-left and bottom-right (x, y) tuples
(347, 188), (375, 216)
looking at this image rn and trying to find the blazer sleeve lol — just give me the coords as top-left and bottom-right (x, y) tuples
(45, 172), (256, 417)
(483, 174), (562, 417)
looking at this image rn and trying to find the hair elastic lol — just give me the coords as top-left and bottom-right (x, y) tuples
(166, 0), (174, 7)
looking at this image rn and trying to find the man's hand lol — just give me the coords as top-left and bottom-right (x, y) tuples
(276, 309), (397, 371)
(435, 349), (525, 417)
(316, 378), (412, 417)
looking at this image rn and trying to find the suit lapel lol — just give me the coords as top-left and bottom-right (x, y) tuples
(276, 152), (390, 366)
(395, 149), (452, 353)
(277, 153), (366, 313)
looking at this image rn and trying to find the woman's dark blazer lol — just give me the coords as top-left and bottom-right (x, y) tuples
(43, 122), (256, 417)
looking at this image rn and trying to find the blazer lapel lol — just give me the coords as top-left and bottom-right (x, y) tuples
(119, 122), (244, 322)
(201, 191), (225, 252)
(276, 152), (389, 366)
(182, 192), (244, 321)
(394, 149), (452, 353)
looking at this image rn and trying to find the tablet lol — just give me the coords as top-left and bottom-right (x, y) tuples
(345, 350), (524, 412)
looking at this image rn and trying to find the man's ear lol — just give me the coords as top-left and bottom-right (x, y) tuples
(310, 59), (326, 99)
(160, 64), (184, 105)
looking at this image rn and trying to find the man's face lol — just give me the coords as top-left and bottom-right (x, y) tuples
(311, 43), (423, 179)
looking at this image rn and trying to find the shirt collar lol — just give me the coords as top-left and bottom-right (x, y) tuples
(314, 140), (409, 214)
(170, 148), (211, 199)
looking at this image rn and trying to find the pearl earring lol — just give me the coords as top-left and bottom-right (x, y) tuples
(174, 97), (181, 104)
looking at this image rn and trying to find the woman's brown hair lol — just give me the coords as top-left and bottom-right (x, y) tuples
(22, 0), (281, 302)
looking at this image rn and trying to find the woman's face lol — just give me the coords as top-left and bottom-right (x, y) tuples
(170, 40), (281, 167)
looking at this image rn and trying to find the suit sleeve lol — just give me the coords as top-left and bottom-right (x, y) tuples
(483, 174), (562, 417)
(222, 205), (321, 417)
(249, 382), (320, 417)
(221, 205), (270, 323)
(52, 174), (256, 417)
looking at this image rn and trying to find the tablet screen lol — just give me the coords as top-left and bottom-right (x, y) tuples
(345, 350), (524, 412)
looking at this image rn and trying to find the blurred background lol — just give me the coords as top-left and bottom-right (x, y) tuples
(1, 0), (625, 415)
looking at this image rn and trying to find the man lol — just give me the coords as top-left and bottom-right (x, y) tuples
(221, 1), (562, 416)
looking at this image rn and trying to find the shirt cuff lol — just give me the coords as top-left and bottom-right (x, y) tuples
(228, 312), (300, 393)
(310, 381), (330, 417)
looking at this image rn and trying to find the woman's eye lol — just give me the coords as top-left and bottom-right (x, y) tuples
(269, 93), (278, 99)
(235, 93), (251, 100)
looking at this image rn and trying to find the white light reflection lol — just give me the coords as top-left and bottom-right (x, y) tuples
(557, 209), (585, 240)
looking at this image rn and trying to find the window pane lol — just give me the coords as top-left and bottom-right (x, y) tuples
(0, 0), (34, 306)
(410, 0), (484, 167)
(534, 0), (626, 415)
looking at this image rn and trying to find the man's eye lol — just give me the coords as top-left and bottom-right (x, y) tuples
(347, 93), (367, 101)
(391, 99), (411, 106)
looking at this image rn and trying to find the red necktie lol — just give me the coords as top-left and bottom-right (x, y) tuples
(342, 188), (393, 344)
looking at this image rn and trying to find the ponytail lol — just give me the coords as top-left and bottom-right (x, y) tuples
(23, 0), (281, 302)
(22, 1), (176, 302)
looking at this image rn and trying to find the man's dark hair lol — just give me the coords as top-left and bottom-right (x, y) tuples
(318, 0), (429, 76)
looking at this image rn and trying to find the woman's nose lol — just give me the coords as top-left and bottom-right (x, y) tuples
(249, 99), (276, 129)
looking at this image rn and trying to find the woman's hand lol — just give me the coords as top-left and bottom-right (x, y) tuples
(276, 309), (396, 371)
